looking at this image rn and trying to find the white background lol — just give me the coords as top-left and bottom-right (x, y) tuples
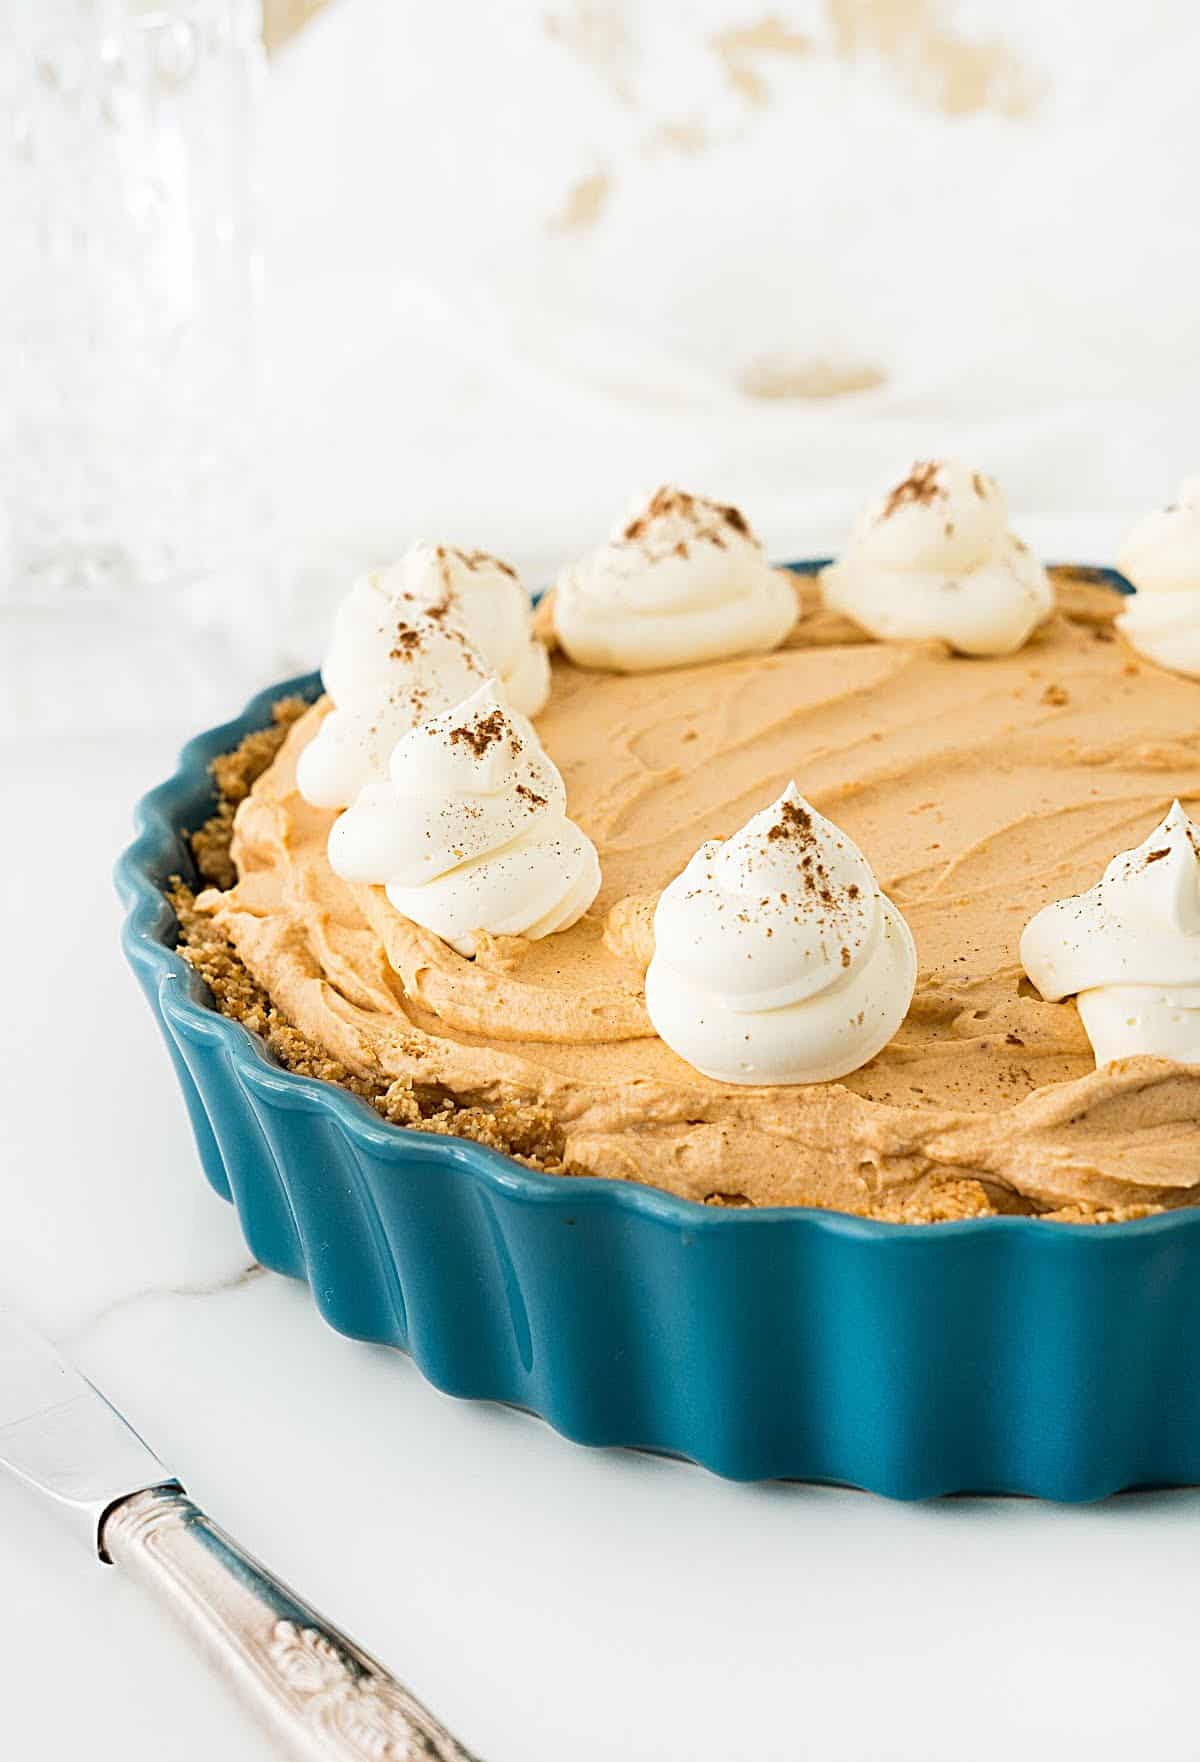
(260, 0), (1200, 581)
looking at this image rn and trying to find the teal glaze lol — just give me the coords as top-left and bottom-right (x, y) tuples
(116, 561), (1197, 1500)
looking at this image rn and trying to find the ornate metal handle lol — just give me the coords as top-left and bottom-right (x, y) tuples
(102, 1485), (481, 1761)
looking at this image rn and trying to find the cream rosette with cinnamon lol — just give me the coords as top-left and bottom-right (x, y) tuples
(1021, 801), (1200, 1068)
(645, 785), (917, 1085)
(552, 486), (798, 673)
(821, 460), (1052, 656)
(296, 611), (487, 811)
(372, 545), (550, 715)
(296, 543), (549, 811)
(1115, 477), (1200, 678)
(328, 681), (600, 957)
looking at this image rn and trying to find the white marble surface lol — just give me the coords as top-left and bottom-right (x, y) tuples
(3, 546), (1200, 1761)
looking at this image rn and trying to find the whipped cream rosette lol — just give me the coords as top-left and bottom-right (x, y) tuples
(1020, 801), (1200, 1067)
(328, 681), (600, 957)
(553, 486), (798, 673)
(1115, 477), (1200, 678)
(822, 459), (1052, 656)
(296, 611), (488, 810)
(369, 545), (550, 715)
(296, 543), (550, 811)
(645, 784), (916, 1084)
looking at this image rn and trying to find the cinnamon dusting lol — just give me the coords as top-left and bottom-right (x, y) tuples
(448, 707), (508, 757)
(765, 797), (813, 843)
(389, 622), (426, 660)
(622, 486), (756, 556)
(882, 461), (943, 518)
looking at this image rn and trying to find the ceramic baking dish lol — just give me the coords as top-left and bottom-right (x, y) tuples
(116, 563), (1200, 1499)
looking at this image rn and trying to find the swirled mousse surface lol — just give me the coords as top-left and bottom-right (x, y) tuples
(197, 572), (1200, 1220)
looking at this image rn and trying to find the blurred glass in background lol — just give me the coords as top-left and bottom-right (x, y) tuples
(1, 0), (264, 603)
(0, 0), (269, 735)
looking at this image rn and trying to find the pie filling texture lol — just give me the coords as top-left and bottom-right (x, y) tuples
(181, 572), (1200, 1222)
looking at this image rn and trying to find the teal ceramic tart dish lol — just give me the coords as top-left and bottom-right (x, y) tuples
(115, 560), (1200, 1500)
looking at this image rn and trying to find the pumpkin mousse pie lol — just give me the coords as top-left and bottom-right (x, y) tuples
(176, 473), (1200, 1223)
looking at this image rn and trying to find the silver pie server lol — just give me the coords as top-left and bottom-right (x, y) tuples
(0, 1306), (480, 1761)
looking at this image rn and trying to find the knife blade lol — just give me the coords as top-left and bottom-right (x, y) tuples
(0, 1307), (480, 1761)
(0, 1306), (174, 1554)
